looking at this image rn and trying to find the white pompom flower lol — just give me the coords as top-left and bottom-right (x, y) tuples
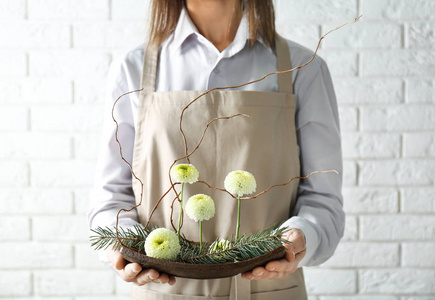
(170, 164), (199, 184)
(144, 228), (181, 261)
(185, 194), (215, 222)
(224, 170), (257, 197)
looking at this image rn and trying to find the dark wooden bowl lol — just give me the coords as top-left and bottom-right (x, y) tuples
(120, 246), (286, 279)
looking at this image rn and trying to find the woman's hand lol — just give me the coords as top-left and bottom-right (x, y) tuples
(107, 248), (176, 286)
(241, 228), (306, 281)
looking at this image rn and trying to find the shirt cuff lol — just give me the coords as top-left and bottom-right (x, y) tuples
(280, 216), (320, 267)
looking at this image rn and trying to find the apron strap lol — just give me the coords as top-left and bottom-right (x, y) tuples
(140, 36), (293, 95)
(140, 44), (159, 94)
(275, 34), (293, 94)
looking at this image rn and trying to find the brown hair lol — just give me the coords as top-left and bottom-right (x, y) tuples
(148, 0), (276, 48)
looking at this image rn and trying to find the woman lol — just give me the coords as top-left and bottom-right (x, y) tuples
(88, 0), (344, 299)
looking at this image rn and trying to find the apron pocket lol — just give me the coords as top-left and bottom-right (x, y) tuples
(252, 285), (306, 300)
(132, 287), (230, 300)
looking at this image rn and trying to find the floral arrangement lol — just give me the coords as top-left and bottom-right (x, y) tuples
(90, 17), (360, 275)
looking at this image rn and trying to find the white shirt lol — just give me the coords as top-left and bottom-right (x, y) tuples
(88, 8), (344, 267)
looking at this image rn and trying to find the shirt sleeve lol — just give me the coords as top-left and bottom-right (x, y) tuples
(87, 51), (142, 242)
(281, 44), (345, 267)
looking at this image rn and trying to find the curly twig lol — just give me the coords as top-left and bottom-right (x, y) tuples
(111, 88), (145, 249)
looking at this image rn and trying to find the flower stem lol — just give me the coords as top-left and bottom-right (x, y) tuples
(178, 183), (185, 241)
(236, 195), (241, 240)
(199, 221), (203, 251)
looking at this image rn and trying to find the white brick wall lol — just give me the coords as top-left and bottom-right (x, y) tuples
(0, 0), (433, 299)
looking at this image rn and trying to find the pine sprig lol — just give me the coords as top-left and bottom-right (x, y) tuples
(90, 224), (155, 252)
(90, 224), (290, 264)
(179, 225), (290, 264)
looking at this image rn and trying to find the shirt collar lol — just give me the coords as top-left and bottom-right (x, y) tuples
(170, 7), (268, 56)
(171, 7), (198, 52)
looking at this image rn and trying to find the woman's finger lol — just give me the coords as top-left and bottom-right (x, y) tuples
(134, 269), (159, 285)
(120, 263), (143, 281)
(168, 275), (176, 285)
(286, 228), (306, 254)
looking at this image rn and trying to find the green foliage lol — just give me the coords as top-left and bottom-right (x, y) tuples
(90, 224), (155, 253)
(90, 224), (290, 264)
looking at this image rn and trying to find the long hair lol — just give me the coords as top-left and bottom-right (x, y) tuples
(148, 0), (275, 48)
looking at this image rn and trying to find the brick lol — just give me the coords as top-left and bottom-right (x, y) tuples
(0, 217), (30, 241)
(339, 107), (358, 132)
(116, 276), (133, 295)
(401, 188), (435, 213)
(0, 271), (31, 296)
(322, 23), (402, 49)
(361, 215), (435, 241)
(0, 22), (70, 48)
(359, 160), (434, 186)
(402, 297), (435, 300)
(75, 133), (102, 159)
(342, 133), (401, 159)
(112, 0), (150, 20)
(304, 269), (357, 294)
(361, 0), (435, 20)
(277, 24), (320, 51)
(34, 270), (115, 296)
(0, 161), (28, 187)
(74, 79), (106, 104)
(408, 21), (435, 49)
(343, 187), (399, 213)
(403, 133), (435, 158)
(74, 189), (92, 214)
(0, 0), (26, 20)
(408, 79), (435, 103)
(6, 296), (75, 300)
(30, 160), (95, 187)
(276, 0), (357, 22)
(322, 242), (399, 267)
(0, 133), (72, 159)
(29, 50), (110, 78)
(334, 78), (403, 105)
(73, 21), (145, 48)
(342, 216), (358, 241)
(0, 188), (73, 215)
(31, 105), (103, 132)
(321, 51), (358, 77)
(402, 242), (435, 267)
(360, 269), (435, 294)
(0, 79), (73, 104)
(0, 106), (28, 131)
(361, 105), (435, 131)
(28, 0), (109, 20)
(343, 160), (357, 186)
(75, 244), (106, 269)
(0, 51), (26, 76)
(0, 243), (73, 268)
(33, 216), (89, 242)
(362, 50), (435, 76)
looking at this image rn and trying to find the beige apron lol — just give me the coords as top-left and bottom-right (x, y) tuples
(131, 35), (307, 300)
